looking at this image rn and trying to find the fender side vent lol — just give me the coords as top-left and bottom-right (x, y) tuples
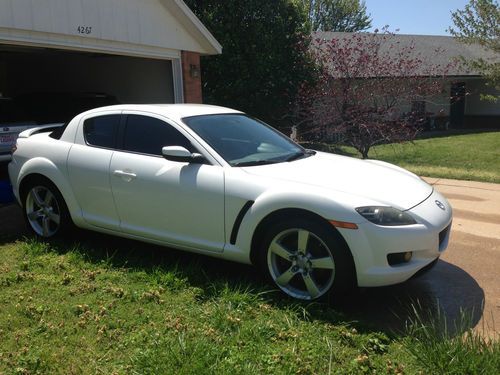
(230, 201), (254, 245)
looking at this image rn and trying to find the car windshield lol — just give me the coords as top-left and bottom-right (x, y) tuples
(182, 114), (310, 166)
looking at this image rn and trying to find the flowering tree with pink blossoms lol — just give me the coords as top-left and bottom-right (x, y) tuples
(293, 30), (455, 158)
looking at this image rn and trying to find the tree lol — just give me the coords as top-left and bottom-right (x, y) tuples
(298, 0), (371, 31)
(449, 0), (499, 101)
(183, 0), (315, 130)
(293, 31), (453, 158)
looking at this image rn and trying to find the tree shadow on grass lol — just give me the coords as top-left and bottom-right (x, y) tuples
(417, 128), (500, 140)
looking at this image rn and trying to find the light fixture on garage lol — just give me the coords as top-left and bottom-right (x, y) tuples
(189, 64), (200, 78)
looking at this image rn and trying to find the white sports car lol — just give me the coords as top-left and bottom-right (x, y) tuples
(8, 104), (452, 300)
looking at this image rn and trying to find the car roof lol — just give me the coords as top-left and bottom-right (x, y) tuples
(85, 104), (242, 122)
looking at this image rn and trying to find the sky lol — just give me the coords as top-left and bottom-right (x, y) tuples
(364, 0), (470, 36)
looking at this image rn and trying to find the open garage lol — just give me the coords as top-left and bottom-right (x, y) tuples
(0, 45), (177, 123)
(2, 45), (175, 103)
(0, 0), (221, 124)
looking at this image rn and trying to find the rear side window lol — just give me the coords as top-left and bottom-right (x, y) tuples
(83, 115), (120, 148)
(122, 115), (193, 156)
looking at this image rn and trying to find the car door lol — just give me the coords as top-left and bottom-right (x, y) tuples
(67, 113), (121, 230)
(109, 113), (225, 252)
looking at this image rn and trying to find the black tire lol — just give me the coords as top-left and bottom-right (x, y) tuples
(21, 177), (73, 239)
(258, 216), (355, 301)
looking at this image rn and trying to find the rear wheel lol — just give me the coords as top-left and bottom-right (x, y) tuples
(22, 178), (72, 238)
(259, 217), (354, 301)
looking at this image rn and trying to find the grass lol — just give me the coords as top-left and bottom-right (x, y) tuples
(405, 303), (500, 375)
(307, 131), (500, 183)
(368, 131), (500, 183)
(1, 235), (499, 374)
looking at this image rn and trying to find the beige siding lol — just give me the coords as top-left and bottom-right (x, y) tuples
(0, 0), (215, 58)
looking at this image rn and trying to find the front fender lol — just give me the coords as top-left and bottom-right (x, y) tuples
(232, 185), (375, 262)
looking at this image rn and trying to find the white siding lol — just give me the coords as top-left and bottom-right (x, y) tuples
(0, 0), (216, 58)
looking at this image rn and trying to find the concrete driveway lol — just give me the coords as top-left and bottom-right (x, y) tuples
(340, 177), (500, 337)
(0, 174), (498, 337)
(424, 177), (500, 337)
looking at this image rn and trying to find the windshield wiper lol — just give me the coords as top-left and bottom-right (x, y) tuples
(284, 149), (316, 162)
(233, 160), (281, 167)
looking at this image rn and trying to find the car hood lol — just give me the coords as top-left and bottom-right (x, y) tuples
(241, 151), (433, 210)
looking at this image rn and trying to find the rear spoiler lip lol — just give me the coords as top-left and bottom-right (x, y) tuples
(18, 123), (65, 138)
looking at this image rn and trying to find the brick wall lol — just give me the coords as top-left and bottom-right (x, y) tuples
(181, 51), (202, 103)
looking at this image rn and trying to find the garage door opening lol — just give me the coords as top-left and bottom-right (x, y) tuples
(0, 45), (175, 124)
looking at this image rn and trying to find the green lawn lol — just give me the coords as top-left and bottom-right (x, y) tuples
(310, 131), (500, 183)
(369, 132), (500, 183)
(1, 132), (499, 373)
(1, 236), (498, 374)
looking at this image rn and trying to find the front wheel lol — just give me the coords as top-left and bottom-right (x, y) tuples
(22, 179), (72, 239)
(259, 217), (355, 301)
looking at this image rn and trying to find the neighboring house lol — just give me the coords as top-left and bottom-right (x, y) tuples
(314, 32), (499, 130)
(0, 0), (221, 109)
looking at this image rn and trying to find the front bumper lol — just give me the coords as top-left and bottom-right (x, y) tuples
(339, 189), (452, 287)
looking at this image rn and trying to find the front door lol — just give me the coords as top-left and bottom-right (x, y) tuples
(450, 82), (466, 129)
(109, 113), (225, 252)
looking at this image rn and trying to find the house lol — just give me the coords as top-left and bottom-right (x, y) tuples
(314, 32), (499, 129)
(0, 0), (221, 115)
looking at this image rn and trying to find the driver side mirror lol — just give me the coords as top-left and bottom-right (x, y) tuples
(161, 146), (206, 164)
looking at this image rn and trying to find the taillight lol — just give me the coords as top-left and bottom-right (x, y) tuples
(11, 143), (17, 154)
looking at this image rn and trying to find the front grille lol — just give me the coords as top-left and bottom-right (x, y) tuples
(439, 223), (451, 249)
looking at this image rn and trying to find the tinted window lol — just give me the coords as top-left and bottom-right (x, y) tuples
(183, 114), (303, 166)
(122, 115), (193, 156)
(83, 115), (120, 148)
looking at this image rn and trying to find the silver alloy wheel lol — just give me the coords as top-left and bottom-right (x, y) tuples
(267, 228), (335, 300)
(25, 185), (61, 237)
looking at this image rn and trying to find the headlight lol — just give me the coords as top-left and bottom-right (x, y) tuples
(355, 206), (417, 226)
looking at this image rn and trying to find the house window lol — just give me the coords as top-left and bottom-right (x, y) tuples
(411, 100), (426, 115)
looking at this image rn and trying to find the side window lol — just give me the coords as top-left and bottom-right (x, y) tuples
(122, 115), (193, 156)
(83, 115), (120, 148)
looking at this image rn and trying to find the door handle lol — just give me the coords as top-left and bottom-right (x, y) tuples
(113, 170), (137, 181)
